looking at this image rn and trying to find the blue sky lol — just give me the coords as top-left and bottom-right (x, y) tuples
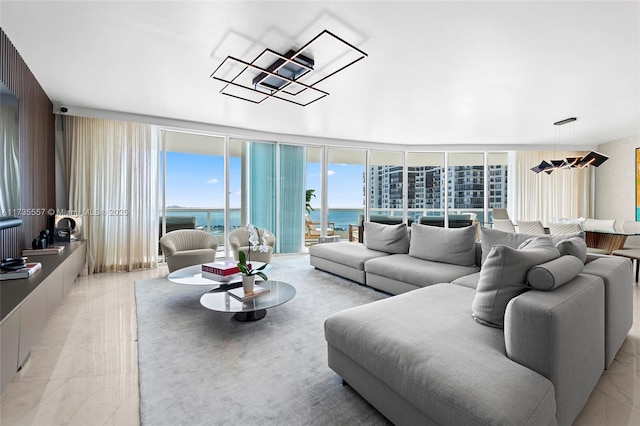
(165, 152), (365, 208)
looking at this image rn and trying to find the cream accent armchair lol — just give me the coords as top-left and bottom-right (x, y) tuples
(228, 227), (276, 263)
(159, 229), (218, 272)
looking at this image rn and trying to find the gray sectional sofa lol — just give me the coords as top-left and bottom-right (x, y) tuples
(310, 222), (633, 426)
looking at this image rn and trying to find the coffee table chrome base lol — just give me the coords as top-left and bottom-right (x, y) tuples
(233, 309), (267, 321)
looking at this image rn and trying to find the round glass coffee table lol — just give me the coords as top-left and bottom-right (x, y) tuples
(200, 280), (296, 321)
(167, 263), (270, 291)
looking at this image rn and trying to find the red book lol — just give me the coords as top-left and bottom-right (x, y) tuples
(203, 260), (239, 276)
(201, 260), (250, 282)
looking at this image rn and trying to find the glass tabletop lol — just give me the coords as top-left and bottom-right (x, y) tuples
(200, 280), (296, 313)
(167, 263), (269, 286)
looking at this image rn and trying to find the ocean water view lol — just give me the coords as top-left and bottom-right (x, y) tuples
(165, 209), (363, 232)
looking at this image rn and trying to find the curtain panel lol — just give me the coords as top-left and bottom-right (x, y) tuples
(64, 116), (159, 273)
(514, 151), (592, 225)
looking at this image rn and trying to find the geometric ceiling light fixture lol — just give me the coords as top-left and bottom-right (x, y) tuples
(530, 117), (609, 174)
(210, 30), (367, 106)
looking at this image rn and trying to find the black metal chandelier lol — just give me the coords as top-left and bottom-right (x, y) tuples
(210, 30), (367, 106)
(530, 117), (609, 174)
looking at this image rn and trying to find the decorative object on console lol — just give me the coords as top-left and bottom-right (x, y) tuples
(1, 256), (26, 271)
(0, 261), (41, 280)
(54, 215), (82, 241)
(210, 30), (367, 106)
(530, 117), (609, 174)
(23, 245), (65, 256)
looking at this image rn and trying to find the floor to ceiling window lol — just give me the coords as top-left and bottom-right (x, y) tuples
(162, 131), (227, 254)
(162, 126), (512, 252)
(488, 152), (509, 223)
(327, 147), (366, 241)
(406, 152), (446, 222)
(369, 150), (404, 219)
(448, 152), (485, 223)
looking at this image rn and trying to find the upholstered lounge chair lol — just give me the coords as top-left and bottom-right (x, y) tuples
(228, 227), (276, 263)
(159, 229), (218, 272)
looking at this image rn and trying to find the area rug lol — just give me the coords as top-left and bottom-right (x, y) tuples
(135, 255), (392, 425)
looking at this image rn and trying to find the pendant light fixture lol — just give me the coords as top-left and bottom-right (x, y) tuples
(530, 117), (609, 174)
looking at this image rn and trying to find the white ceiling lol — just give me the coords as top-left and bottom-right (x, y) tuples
(1, 1), (639, 149)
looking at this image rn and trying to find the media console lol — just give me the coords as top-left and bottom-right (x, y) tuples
(0, 240), (87, 392)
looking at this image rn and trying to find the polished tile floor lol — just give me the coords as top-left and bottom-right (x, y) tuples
(1, 265), (639, 425)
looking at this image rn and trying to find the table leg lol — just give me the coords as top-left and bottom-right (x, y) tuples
(233, 310), (267, 321)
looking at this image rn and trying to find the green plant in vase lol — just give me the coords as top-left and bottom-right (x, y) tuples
(237, 224), (269, 293)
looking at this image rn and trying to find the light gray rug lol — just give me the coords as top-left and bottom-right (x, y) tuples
(135, 255), (393, 426)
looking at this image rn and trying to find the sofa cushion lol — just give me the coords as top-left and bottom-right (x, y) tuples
(363, 222), (409, 254)
(451, 272), (481, 289)
(556, 236), (587, 263)
(308, 241), (389, 270)
(472, 237), (560, 328)
(365, 254), (480, 290)
(409, 223), (476, 266)
(527, 255), (585, 290)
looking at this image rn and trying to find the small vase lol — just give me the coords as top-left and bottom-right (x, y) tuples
(242, 275), (255, 294)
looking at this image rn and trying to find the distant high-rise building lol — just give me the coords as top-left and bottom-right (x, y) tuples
(368, 164), (508, 212)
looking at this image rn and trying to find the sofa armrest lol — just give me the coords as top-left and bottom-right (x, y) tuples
(504, 275), (604, 426)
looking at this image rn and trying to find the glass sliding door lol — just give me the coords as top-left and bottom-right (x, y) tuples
(488, 152), (509, 224)
(162, 131), (226, 254)
(229, 139), (276, 251)
(406, 152), (445, 223)
(369, 150), (404, 220)
(448, 153), (485, 225)
(305, 146), (323, 245)
(279, 145), (305, 253)
(327, 148), (366, 241)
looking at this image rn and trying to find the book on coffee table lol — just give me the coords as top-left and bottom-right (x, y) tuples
(202, 260), (249, 282)
(227, 285), (270, 301)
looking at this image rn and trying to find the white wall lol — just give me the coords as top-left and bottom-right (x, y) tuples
(596, 135), (640, 224)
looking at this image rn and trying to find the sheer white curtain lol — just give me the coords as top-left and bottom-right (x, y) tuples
(64, 116), (159, 273)
(1, 104), (20, 212)
(513, 151), (592, 225)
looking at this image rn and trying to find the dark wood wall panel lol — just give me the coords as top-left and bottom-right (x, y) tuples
(0, 27), (55, 259)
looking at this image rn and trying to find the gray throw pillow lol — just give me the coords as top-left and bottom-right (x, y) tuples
(556, 237), (588, 263)
(472, 237), (560, 328)
(527, 255), (584, 291)
(409, 223), (477, 266)
(363, 222), (409, 254)
(479, 227), (535, 264)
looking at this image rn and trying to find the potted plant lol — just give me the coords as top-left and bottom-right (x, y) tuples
(237, 224), (270, 294)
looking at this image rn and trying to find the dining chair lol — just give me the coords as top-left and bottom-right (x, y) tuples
(583, 218), (616, 232)
(492, 219), (516, 233)
(548, 222), (583, 235)
(516, 220), (546, 235)
(492, 208), (510, 220)
(612, 220), (640, 282)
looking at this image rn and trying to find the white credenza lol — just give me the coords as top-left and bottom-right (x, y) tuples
(0, 241), (87, 393)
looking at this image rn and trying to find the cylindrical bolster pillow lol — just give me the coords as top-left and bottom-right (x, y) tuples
(527, 255), (584, 290)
